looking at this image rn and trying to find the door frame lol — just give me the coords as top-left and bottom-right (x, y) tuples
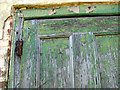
(8, 2), (120, 88)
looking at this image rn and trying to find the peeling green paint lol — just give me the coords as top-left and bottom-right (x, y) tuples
(96, 35), (119, 88)
(9, 8), (119, 88)
(38, 16), (119, 35)
(16, 4), (120, 20)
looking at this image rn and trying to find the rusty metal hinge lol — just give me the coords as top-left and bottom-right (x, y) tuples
(15, 39), (23, 56)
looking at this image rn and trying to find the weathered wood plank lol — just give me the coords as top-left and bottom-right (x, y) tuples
(72, 33), (101, 88)
(96, 35), (119, 88)
(35, 21), (41, 88)
(40, 38), (72, 88)
(38, 30), (120, 40)
(37, 16), (119, 35)
(14, 16), (24, 88)
(8, 10), (24, 88)
(69, 35), (74, 88)
(16, 3), (119, 20)
(19, 20), (38, 88)
(38, 33), (71, 39)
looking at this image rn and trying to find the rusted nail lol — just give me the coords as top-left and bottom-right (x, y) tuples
(10, 22), (13, 28)
(16, 31), (18, 35)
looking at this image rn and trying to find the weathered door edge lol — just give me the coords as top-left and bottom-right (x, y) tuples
(15, 3), (120, 20)
(8, 11), (24, 88)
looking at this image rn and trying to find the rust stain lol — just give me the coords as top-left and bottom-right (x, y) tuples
(0, 70), (6, 77)
(7, 29), (11, 34)
(15, 39), (23, 56)
(9, 40), (11, 47)
(7, 48), (11, 56)
(0, 81), (7, 88)
(10, 22), (13, 29)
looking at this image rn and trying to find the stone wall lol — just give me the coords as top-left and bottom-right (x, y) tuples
(0, 0), (119, 88)
(0, 16), (12, 88)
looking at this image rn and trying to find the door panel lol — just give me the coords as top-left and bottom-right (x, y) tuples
(72, 33), (101, 88)
(96, 35), (119, 88)
(40, 38), (73, 88)
(37, 16), (119, 35)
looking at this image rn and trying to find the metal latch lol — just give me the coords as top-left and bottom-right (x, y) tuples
(15, 39), (23, 56)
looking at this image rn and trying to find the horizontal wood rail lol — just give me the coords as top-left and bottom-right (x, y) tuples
(15, 2), (119, 20)
(38, 30), (119, 39)
(38, 33), (71, 39)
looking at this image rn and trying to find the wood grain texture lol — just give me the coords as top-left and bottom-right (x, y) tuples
(40, 38), (71, 88)
(16, 4), (119, 20)
(72, 33), (101, 88)
(38, 33), (71, 39)
(8, 16), (119, 88)
(8, 13), (24, 88)
(96, 35), (119, 88)
(38, 16), (119, 35)
(19, 20), (38, 88)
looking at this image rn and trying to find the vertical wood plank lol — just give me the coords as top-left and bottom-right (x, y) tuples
(40, 38), (71, 88)
(96, 35), (119, 88)
(69, 35), (74, 88)
(35, 21), (41, 88)
(19, 20), (37, 88)
(72, 33), (101, 88)
(13, 12), (24, 88)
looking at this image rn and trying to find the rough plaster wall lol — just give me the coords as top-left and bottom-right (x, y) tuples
(0, 17), (12, 88)
(0, 0), (119, 88)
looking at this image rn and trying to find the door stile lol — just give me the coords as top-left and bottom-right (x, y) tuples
(69, 35), (74, 88)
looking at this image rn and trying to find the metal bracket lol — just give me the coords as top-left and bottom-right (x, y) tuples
(15, 39), (23, 56)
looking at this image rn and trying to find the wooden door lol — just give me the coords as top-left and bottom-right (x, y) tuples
(9, 16), (119, 88)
